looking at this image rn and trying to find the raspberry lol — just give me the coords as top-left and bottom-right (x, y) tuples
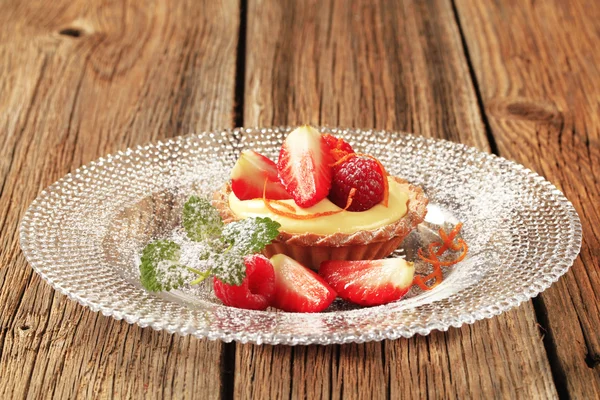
(213, 254), (275, 310)
(328, 156), (385, 211)
(323, 133), (354, 161)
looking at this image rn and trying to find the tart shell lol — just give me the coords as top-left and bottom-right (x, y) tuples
(212, 177), (428, 270)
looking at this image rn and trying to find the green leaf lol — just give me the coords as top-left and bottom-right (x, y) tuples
(222, 217), (281, 254)
(211, 217), (281, 285)
(182, 195), (224, 241)
(211, 252), (248, 286)
(139, 240), (189, 292)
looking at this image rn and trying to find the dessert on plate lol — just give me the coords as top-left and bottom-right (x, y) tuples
(212, 125), (429, 270)
(139, 126), (466, 313)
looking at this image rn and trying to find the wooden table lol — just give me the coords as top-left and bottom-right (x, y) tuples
(1, 0), (598, 398)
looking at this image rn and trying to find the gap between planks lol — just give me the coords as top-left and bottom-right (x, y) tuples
(221, 0), (248, 398)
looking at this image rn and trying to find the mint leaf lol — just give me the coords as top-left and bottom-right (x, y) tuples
(139, 240), (190, 292)
(211, 252), (247, 286)
(182, 196), (223, 241)
(222, 217), (281, 254)
(211, 217), (281, 285)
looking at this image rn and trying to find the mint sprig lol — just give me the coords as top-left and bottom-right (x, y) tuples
(139, 197), (280, 292)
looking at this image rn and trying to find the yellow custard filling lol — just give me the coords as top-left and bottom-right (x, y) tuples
(228, 177), (409, 235)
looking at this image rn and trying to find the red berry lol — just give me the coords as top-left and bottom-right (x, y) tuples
(319, 258), (415, 306)
(213, 254), (275, 310)
(323, 133), (354, 161)
(231, 150), (291, 200)
(329, 156), (385, 211)
(270, 254), (337, 312)
(277, 126), (333, 208)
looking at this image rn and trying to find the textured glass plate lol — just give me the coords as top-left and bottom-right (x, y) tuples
(19, 127), (582, 345)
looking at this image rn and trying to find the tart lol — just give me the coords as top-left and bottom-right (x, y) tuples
(212, 126), (428, 270)
(213, 176), (428, 270)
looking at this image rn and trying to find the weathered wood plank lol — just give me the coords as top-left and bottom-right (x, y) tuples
(0, 0), (239, 398)
(239, 0), (557, 398)
(454, 0), (600, 397)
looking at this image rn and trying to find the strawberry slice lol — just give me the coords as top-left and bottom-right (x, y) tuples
(231, 150), (291, 200)
(270, 254), (337, 312)
(277, 126), (333, 208)
(213, 254), (276, 310)
(319, 258), (415, 306)
(323, 133), (354, 161)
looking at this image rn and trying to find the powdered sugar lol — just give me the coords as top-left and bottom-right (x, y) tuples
(168, 228), (212, 273)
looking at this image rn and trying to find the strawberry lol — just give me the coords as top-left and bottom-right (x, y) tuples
(277, 126), (333, 208)
(323, 133), (354, 161)
(270, 254), (337, 312)
(213, 254), (276, 310)
(319, 258), (414, 306)
(231, 150), (291, 200)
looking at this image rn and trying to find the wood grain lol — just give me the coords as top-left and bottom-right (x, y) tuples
(2, 0), (596, 397)
(239, 0), (557, 398)
(0, 0), (239, 398)
(455, 0), (600, 397)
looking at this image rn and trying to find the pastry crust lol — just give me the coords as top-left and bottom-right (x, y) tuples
(212, 177), (428, 269)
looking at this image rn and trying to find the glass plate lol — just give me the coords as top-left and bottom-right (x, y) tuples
(19, 127), (582, 345)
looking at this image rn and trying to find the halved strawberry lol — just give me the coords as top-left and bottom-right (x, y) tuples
(319, 258), (415, 306)
(277, 126), (333, 208)
(270, 254), (336, 312)
(323, 133), (354, 161)
(231, 150), (291, 200)
(213, 254), (275, 310)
